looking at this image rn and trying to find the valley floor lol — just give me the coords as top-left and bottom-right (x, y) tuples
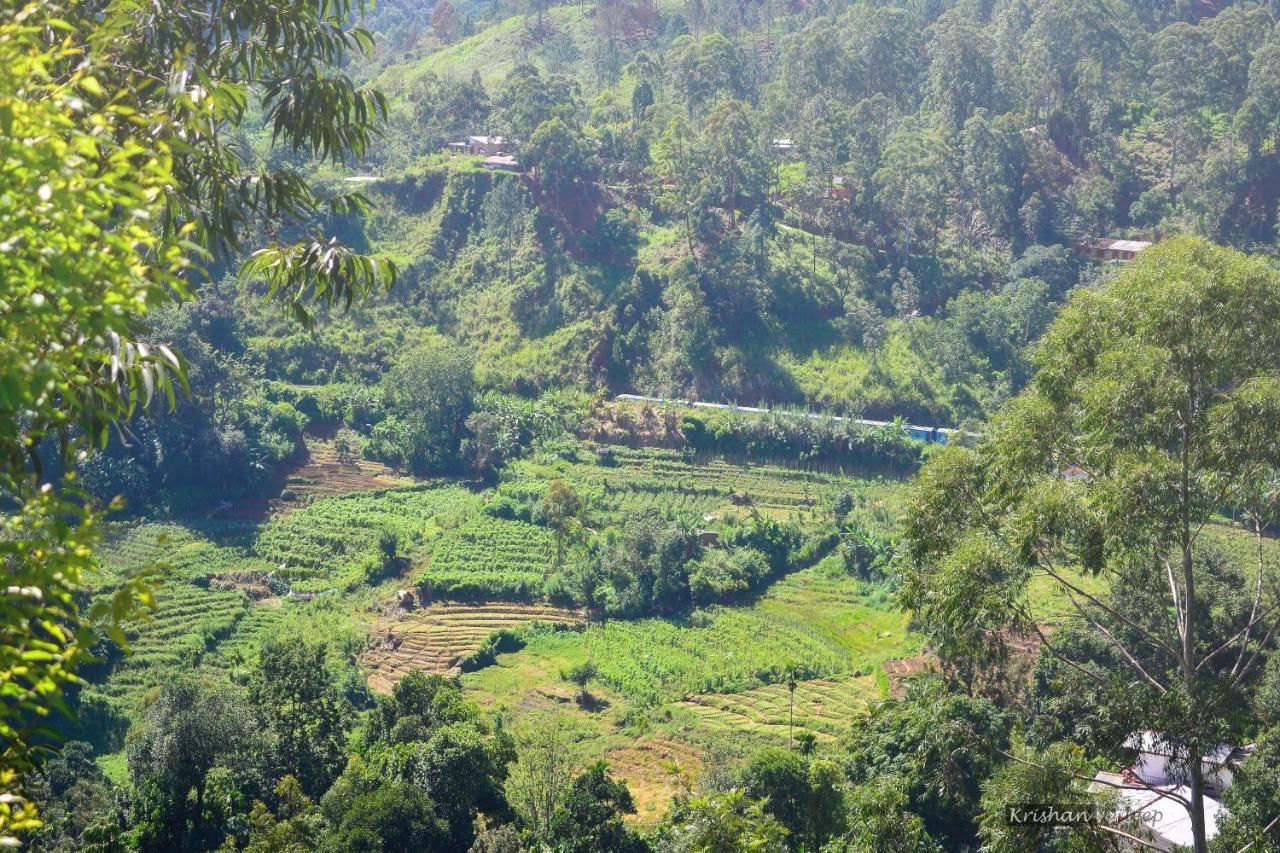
(87, 436), (920, 818)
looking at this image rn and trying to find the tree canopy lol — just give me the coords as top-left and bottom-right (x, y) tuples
(902, 237), (1280, 852)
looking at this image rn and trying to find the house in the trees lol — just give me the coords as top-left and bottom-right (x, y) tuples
(465, 135), (511, 156)
(1074, 237), (1153, 262)
(481, 154), (522, 173)
(1086, 731), (1256, 850)
(826, 175), (853, 200)
(1122, 731), (1253, 797)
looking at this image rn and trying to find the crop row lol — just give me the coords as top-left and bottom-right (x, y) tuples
(90, 583), (250, 704)
(253, 485), (479, 577)
(570, 607), (857, 706)
(418, 515), (553, 600)
(677, 676), (878, 740)
(205, 605), (289, 671)
(511, 446), (893, 522)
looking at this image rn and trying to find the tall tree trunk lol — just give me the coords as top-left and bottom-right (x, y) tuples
(728, 170), (736, 228)
(1181, 412), (1208, 853)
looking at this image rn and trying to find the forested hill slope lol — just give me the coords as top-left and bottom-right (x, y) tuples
(81, 0), (1280, 511)
(323, 0), (1280, 417)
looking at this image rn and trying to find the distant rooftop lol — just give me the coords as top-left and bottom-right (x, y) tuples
(482, 154), (521, 171)
(1087, 238), (1153, 253)
(1075, 237), (1154, 261)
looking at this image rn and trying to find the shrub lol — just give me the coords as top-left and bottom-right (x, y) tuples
(459, 628), (527, 672)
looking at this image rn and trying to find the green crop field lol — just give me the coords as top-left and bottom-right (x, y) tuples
(420, 513), (554, 600)
(254, 484), (481, 591)
(89, 444), (915, 711)
(86, 441), (923, 821)
(673, 675), (883, 741)
(463, 557), (918, 710)
(87, 484), (482, 708)
(503, 445), (908, 530)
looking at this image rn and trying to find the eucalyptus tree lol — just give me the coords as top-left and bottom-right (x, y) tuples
(1151, 23), (1225, 198)
(700, 99), (765, 229)
(902, 238), (1280, 853)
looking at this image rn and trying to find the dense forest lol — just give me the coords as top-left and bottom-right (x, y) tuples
(5, 0), (1280, 852)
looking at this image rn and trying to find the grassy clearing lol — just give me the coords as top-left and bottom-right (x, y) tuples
(373, 7), (598, 96)
(777, 322), (958, 423)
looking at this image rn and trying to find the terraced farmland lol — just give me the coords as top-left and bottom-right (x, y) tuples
(96, 523), (201, 574)
(363, 603), (582, 692)
(254, 484), (481, 590)
(93, 523), (244, 590)
(581, 610), (857, 704)
(276, 440), (414, 504)
(204, 602), (288, 671)
(605, 737), (705, 820)
(466, 561), (917, 707)
(675, 675), (880, 741)
(88, 442), (920, 823)
(417, 514), (555, 599)
(508, 445), (904, 528)
(88, 485), (484, 706)
(90, 581), (250, 707)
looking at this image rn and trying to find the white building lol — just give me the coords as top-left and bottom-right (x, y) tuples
(1088, 732), (1255, 850)
(481, 154), (522, 173)
(465, 135), (510, 156)
(1124, 731), (1252, 795)
(1075, 237), (1154, 262)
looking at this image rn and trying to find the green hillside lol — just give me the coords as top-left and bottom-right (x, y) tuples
(16, 2), (1280, 852)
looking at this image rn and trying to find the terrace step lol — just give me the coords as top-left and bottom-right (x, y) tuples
(361, 602), (584, 691)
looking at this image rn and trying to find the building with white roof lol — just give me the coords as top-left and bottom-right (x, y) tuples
(1086, 732), (1255, 850)
(1075, 237), (1154, 262)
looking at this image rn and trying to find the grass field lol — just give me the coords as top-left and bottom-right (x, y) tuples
(371, 7), (598, 96)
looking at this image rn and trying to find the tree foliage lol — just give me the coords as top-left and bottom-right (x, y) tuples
(902, 237), (1280, 852)
(0, 0), (394, 839)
